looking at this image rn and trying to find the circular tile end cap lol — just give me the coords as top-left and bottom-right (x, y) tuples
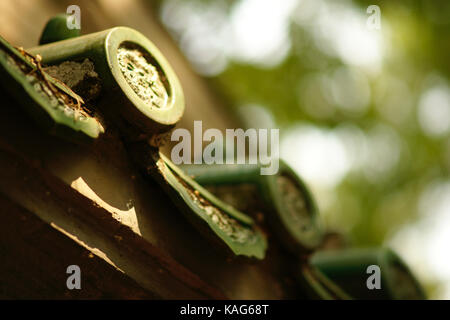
(106, 27), (185, 133)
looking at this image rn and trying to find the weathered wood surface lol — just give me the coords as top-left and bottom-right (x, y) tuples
(0, 194), (156, 299)
(0, 83), (301, 299)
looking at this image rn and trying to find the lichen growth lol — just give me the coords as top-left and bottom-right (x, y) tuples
(44, 59), (101, 101)
(117, 47), (168, 109)
(277, 175), (312, 232)
(191, 192), (258, 244)
(6, 54), (90, 122)
(163, 160), (259, 244)
(206, 184), (265, 222)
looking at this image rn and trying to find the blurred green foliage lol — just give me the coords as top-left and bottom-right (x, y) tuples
(154, 0), (450, 297)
